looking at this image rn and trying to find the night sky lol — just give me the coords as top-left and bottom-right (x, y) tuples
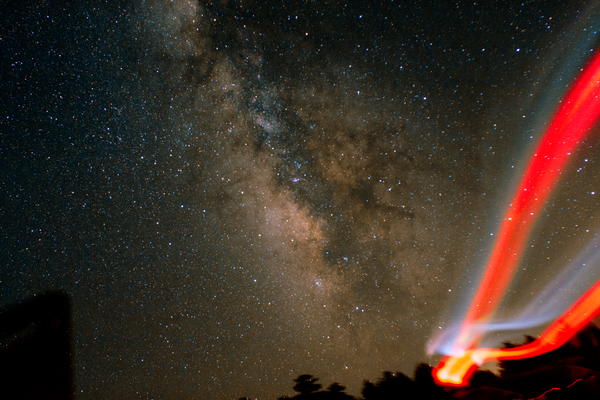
(3, 1), (600, 399)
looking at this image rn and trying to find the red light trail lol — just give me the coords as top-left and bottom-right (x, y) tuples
(433, 49), (600, 386)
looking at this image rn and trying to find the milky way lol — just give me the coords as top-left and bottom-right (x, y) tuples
(2, 1), (600, 398)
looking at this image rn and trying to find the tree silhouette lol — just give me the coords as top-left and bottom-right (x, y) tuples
(324, 382), (356, 400)
(413, 363), (451, 399)
(499, 335), (537, 377)
(469, 369), (499, 388)
(361, 371), (415, 399)
(274, 325), (600, 400)
(361, 380), (377, 400)
(293, 374), (322, 395)
(326, 382), (345, 392)
(361, 366), (451, 400)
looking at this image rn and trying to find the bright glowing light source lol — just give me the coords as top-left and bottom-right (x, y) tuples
(433, 49), (600, 386)
(434, 278), (600, 386)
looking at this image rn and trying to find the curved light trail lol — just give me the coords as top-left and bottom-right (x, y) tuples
(433, 49), (600, 386)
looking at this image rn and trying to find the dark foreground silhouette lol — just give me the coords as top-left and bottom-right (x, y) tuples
(256, 323), (600, 400)
(0, 292), (74, 400)
(4, 293), (600, 399)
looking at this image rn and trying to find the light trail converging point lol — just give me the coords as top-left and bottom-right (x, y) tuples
(433, 49), (600, 387)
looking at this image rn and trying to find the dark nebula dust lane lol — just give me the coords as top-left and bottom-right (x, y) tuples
(2, 1), (600, 399)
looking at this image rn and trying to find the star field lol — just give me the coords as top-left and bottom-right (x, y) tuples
(2, 1), (600, 399)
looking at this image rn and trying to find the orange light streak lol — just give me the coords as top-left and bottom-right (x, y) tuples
(434, 49), (600, 386)
(434, 278), (600, 386)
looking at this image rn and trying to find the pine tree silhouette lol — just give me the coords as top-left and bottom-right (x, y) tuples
(327, 382), (344, 392)
(293, 374), (322, 395)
